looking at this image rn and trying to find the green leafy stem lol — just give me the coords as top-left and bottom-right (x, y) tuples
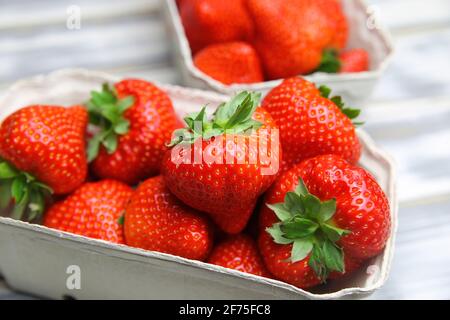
(168, 91), (263, 147)
(86, 83), (135, 162)
(266, 178), (351, 281)
(0, 159), (53, 221)
(316, 49), (342, 74)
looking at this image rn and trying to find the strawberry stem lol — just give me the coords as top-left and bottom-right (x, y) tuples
(86, 83), (135, 162)
(168, 91), (263, 147)
(0, 159), (53, 221)
(316, 49), (341, 73)
(266, 178), (350, 282)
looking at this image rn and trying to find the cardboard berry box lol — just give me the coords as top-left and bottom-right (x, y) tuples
(162, 0), (394, 107)
(0, 69), (397, 299)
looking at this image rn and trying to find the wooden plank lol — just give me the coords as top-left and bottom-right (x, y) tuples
(368, 0), (450, 33)
(0, 0), (160, 30)
(0, 15), (171, 83)
(364, 96), (450, 204)
(371, 28), (450, 102)
(370, 197), (450, 299)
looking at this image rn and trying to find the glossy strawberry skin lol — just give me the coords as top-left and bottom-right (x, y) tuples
(179, 0), (254, 53)
(208, 234), (271, 277)
(339, 49), (370, 73)
(162, 108), (280, 234)
(194, 42), (264, 85)
(90, 79), (180, 185)
(246, 0), (340, 79)
(262, 77), (361, 172)
(124, 176), (213, 261)
(43, 180), (133, 244)
(0, 105), (87, 194)
(259, 155), (390, 288)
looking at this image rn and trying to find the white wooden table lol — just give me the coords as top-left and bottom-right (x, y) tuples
(1, 0), (450, 299)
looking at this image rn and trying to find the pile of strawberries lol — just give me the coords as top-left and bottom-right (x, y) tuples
(0, 76), (390, 290)
(178, 0), (370, 85)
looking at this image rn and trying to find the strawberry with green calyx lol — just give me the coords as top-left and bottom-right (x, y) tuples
(265, 178), (350, 281)
(162, 91), (281, 234)
(86, 83), (135, 162)
(259, 155), (390, 289)
(0, 160), (52, 221)
(262, 77), (361, 172)
(318, 85), (363, 125)
(246, 0), (348, 79)
(0, 105), (88, 221)
(87, 79), (180, 185)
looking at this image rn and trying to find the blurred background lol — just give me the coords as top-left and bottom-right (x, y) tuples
(0, 0), (449, 299)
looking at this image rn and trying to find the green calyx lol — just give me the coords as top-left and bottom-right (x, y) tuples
(318, 85), (364, 126)
(168, 91), (263, 147)
(117, 214), (125, 226)
(266, 178), (351, 282)
(0, 159), (53, 221)
(86, 83), (135, 162)
(316, 49), (341, 74)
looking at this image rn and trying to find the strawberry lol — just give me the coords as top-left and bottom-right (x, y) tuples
(194, 41), (264, 85)
(208, 234), (270, 277)
(259, 154), (390, 288)
(124, 176), (212, 261)
(246, 0), (345, 79)
(0, 105), (88, 220)
(179, 0), (254, 53)
(43, 180), (132, 244)
(262, 77), (361, 172)
(87, 79), (180, 185)
(323, 0), (349, 50)
(162, 92), (281, 234)
(339, 49), (370, 73)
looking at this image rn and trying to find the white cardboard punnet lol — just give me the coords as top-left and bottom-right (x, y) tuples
(0, 69), (397, 299)
(162, 0), (394, 107)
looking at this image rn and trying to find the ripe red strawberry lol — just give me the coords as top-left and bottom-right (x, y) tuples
(194, 42), (264, 85)
(179, 0), (254, 53)
(162, 92), (281, 234)
(87, 79), (180, 185)
(246, 0), (344, 79)
(124, 176), (212, 260)
(43, 180), (133, 244)
(208, 234), (271, 277)
(262, 77), (361, 172)
(0, 105), (88, 220)
(339, 49), (370, 73)
(259, 154), (390, 288)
